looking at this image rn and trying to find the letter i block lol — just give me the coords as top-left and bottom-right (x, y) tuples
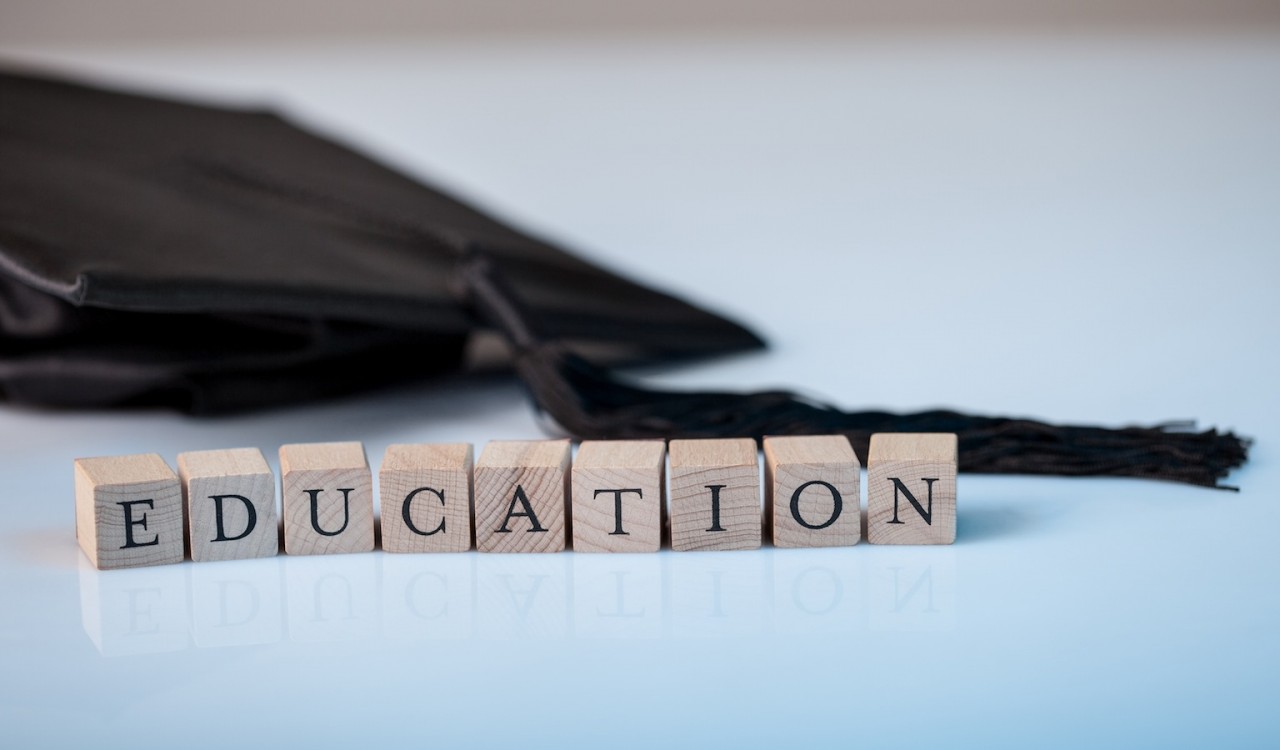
(669, 438), (761, 551)
(279, 442), (374, 556)
(572, 440), (665, 553)
(379, 443), (474, 553)
(764, 435), (861, 548)
(867, 433), (957, 545)
(74, 454), (184, 570)
(474, 440), (570, 553)
(178, 448), (277, 562)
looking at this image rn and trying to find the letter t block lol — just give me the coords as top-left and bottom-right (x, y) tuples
(280, 442), (374, 556)
(74, 453), (184, 570)
(867, 433), (957, 545)
(572, 440), (665, 552)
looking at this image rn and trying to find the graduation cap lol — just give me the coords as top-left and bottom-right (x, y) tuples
(0, 68), (1248, 489)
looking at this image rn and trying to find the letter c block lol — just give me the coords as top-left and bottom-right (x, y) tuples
(379, 443), (474, 553)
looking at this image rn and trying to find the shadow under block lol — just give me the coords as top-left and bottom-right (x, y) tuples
(74, 453), (184, 570)
(380, 443), (474, 553)
(178, 448), (278, 562)
(474, 440), (570, 553)
(764, 435), (861, 548)
(572, 440), (665, 553)
(867, 433), (957, 545)
(280, 442), (374, 555)
(669, 438), (761, 552)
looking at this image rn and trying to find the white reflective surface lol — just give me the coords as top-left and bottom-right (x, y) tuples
(1, 32), (1277, 748)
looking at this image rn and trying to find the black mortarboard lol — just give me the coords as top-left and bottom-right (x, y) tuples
(0, 68), (1248, 488)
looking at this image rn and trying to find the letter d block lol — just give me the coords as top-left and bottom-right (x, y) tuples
(475, 440), (570, 553)
(867, 433), (957, 545)
(669, 438), (761, 551)
(764, 435), (860, 548)
(380, 443), (474, 553)
(74, 454), (184, 570)
(178, 448), (277, 562)
(280, 442), (374, 556)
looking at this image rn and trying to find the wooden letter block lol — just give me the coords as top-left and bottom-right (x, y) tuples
(669, 438), (761, 552)
(764, 435), (861, 548)
(74, 453), (184, 570)
(380, 443), (474, 553)
(474, 440), (570, 553)
(867, 433), (957, 545)
(280, 442), (374, 555)
(572, 440), (665, 553)
(178, 448), (278, 562)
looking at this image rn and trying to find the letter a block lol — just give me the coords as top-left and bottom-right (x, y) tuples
(572, 440), (665, 553)
(475, 440), (570, 553)
(380, 443), (474, 553)
(669, 438), (761, 551)
(764, 435), (860, 548)
(280, 442), (374, 556)
(178, 448), (277, 562)
(867, 433), (957, 545)
(74, 453), (184, 570)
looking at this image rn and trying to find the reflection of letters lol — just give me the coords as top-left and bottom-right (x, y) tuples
(405, 572), (449, 620)
(215, 580), (260, 628)
(596, 571), (645, 618)
(126, 588), (162, 634)
(312, 574), (357, 622)
(890, 566), (938, 613)
(498, 574), (547, 618)
(791, 568), (843, 616)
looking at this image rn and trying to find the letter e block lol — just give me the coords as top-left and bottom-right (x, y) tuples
(474, 440), (570, 553)
(74, 453), (184, 570)
(572, 440), (665, 553)
(669, 438), (761, 551)
(380, 443), (474, 553)
(280, 442), (374, 555)
(178, 448), (277, 562)
(867, 433), (957, 545)
(764, 435), (860, 548)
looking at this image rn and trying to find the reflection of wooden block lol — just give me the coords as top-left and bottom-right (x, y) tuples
(669, 438), (761, 552)
(764, 435), (860, 548)
(380, 443), (474, 553)
(572, 440), (665, 553)
(867, 433), (957, 545)
(280, 442), (374, 556)
(474, 440), (570, 553)
(178, 448), (277, 562)
(75, 453), (185, 570)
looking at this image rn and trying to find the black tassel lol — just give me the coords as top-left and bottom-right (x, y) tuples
(459, 247), (1250, 491)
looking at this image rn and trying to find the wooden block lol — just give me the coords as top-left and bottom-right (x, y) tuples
(379, 443), (474, 553)
(867, 433), (957, 545)
(178, 448), (278, 562)
(764, 435), (861, 548)
(74, 453), (184, 570)
(279, 442), (374, 555)
(669, 438), (761, 551)
(571, 440), (665, 553)
(474, 440), (570, 553)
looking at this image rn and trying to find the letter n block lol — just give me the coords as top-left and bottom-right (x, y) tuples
(74, 453), (184, 570)
(572, 440), (665, 552)
(379, 443), (474, 553)
(280, 442), (374, 556)
(764, 435), (860, 548)
(669, 438), (761, 551)
(178, 448), (277, 562)
(474, 440), (570, 553)
(867, 433), (957, 545)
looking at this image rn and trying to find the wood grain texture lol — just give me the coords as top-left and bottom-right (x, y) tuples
(178, 448), (278, 562)
(764, 435), (861, 548)
(474, 440), (570, 553)
(571, 440), (665, 553)
(669, 438), (761, 552)
(866, 433), (957, 545)
(379, 443), (474, 553)
(74, 453), (184, 570)
(279, 442), (374, 556)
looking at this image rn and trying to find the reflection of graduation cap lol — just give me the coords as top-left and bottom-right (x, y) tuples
(0, 69), (1248, 488)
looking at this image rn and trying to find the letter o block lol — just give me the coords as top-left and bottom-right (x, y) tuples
(178, 448), (277, 562)
(867, 433), (957, 545)
(764, 435), (860, 548)
(74, 454), (184, 570)
(379, 443), (474, 553)
(280, 442), (374, 556)
(474, 440), (570, 553)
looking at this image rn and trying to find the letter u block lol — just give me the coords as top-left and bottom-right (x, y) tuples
(74, 453), (184, 570)
(178, 448), (277, 562)
(764, 435), (860, 548)
(474, 440), (570, 553)
(867, 433), (957, 545)
(379, 443), (474, 553)
(280, 442), (374, 555)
